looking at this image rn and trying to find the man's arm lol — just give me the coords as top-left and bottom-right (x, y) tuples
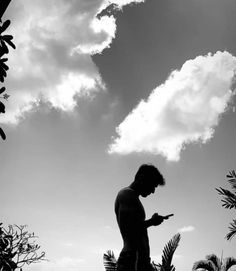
(143, 219), (154, 228)
(144, 213), (164, 228)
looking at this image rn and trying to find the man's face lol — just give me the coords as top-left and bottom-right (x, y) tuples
(140, 181), (158, 197)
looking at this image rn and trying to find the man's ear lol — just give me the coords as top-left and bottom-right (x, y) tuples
(139, 176), (145, 186)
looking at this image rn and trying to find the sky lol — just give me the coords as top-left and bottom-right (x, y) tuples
(1, 0), (236, 271)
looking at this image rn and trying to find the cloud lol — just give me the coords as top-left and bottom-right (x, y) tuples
(109, 0), (144, 7)
(1, 0), (145, 125)
(177, 225), (195, 233)
(108, 51), (236, 161)
(91, 245), (120, 262)
(27, 257), (85, 271)
(152, 254), (183, 264)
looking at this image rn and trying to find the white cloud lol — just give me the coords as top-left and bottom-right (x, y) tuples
(110, 0), (145, 7)
(49, 257), (85, 270)
(108, 51), (236, 161)
(1, 0), (145, 125)
(104, 225), (112, 230)
(152, 254), (183, 264)
(92, 245), (120, 259)
(178, 225), (195, 233)
(26, 257), (85, 271)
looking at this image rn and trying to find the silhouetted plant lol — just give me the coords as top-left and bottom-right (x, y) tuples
(103, 233), (181, 271)
(0, 0), (12, 20)
(153, 233), (181, 271)
(103, 250), (117, 271)
(216, 170), (236, 240)
(0, 0), (15, 140)
(192, 254), (236, 271)
(0, 223), (46, 271)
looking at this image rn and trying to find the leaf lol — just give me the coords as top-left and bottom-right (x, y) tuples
(215, 188), (236, 209)
(205, 254), (221, 270)
(3, 39), (15, 50)
(0, 62), (9, 71)
(0, 70), (7, 82)
(223, 257), (236, 271)
(0, 20), (11, 34)
(1, 40), (9, 54)
(0, 101), (5, 113)
(103, 250), (117, 271)
(2, 35), (13, 41)
(227, 170), (236, 179)
(152, 261), (161, 271)
(227, 171), (236, 192)
(3, 94), (10, 100)
(192, 260), (215, 271)
(0, 87), (5, 94)
(158, 233), (181, 271)
(226, 220), (236, 241)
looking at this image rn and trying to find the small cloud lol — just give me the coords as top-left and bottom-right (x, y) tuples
(104, 225), (112, 230)
(152, 254), (183, 264)
(178, 225), (195, 233)
(92, 246), (120, 259)
(64, 242), (74, 247)
(32, 257), (85, 271)
(108, 51), (236, 161)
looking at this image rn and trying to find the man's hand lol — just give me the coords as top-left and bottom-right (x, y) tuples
(151, 213), (164, 226)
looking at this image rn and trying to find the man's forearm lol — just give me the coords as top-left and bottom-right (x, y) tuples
(143, 219), (153, 228)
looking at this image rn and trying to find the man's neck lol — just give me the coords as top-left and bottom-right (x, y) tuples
(129, 182), (141, 196)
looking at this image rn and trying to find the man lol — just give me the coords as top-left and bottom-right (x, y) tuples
(115, 164), (170, 271)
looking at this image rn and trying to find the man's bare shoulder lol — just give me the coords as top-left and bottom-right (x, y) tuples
(116, 187), (138, 203)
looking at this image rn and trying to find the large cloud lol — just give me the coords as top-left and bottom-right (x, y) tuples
(109, 51), (236, 161)
(0, 0), (144, 124)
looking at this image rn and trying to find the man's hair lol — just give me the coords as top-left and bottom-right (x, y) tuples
(134, 164), (165, 186)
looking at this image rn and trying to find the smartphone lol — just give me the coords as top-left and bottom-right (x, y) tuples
(163, 214), (174, 219)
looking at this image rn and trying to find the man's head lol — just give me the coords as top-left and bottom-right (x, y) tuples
(133, 164), (165, 197)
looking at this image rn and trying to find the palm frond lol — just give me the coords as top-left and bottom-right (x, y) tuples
(215, 188), (236, 209)
(0, 20), (11, 34)
(158, 233), (181, 271)
(226, 220), (236, 241)
(103, 250), (117, 271)
(223, 257), (236, 271)
(192, 260), (215, 271)
(206, 254), (221, 270)
(227, 170), (236, 192)
(152, 261), (161, 271)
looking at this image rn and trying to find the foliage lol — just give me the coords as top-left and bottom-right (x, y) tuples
(0, 2), (16, 140)
(103, 233), (181, 271)
(0, 223), (46, 271)
(103, 250), (117, 271)
(154, 233), (181, 271)
(192, 254), (236, 271)
(216, 170), (236, 240)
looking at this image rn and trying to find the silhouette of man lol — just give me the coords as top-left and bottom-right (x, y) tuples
(115, 164), (166, 271)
